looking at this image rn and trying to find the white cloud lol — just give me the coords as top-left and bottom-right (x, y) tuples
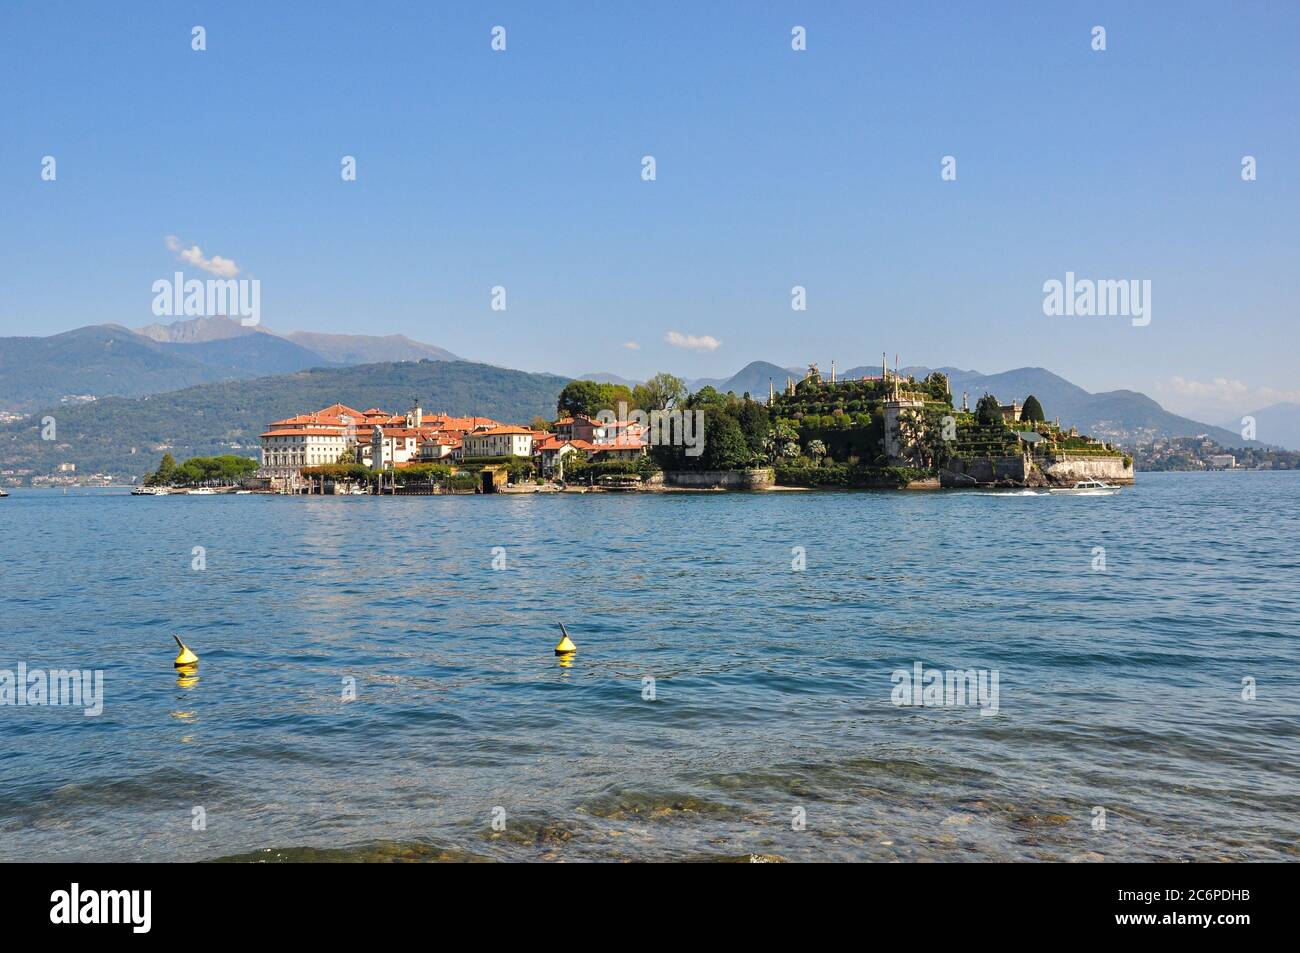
(665, 330), (721, 352)
(1156, 376), (1300, 418)
(622, 341), (641, 350)
(165, 235), (241, 278)
(1162, 376), (1251, 402)
(1255, 386), (1300, 406)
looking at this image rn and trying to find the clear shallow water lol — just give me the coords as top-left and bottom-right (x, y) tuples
(1, 473), (1297, 862)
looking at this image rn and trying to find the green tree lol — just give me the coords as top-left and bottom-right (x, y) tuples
(975, 394), (1004, 427)
(1020, 394), (1045, 422)
(394, 463), (453, 485)
(702, 408), (752, 470)
(557, 380), (605, 418)
(764, 419), (799, 463)
(806, 439), (827, 462)
(685, 385), (728, 409)
(923, 371), (951, 401)
(147, 452), (177, 486)
(632, 372), (687, 411)
(163, 454), (258, 486)
(891, 408), (951, 469)
(735, 398), (770, 457)
(557, 380), (636, 418)
(599, 382), (636, 414)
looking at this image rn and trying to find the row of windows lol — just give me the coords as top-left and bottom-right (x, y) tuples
(264, 454), (338, 465)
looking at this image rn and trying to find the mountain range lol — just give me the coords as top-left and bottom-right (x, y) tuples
(1, 320), (1290, 481)
(0, 359), (565, 479)
(1220, 402), (1300, 453)
(136, 315), (459, 365)
(684, 361), (1268, 450)
(0, 317), (459, 413)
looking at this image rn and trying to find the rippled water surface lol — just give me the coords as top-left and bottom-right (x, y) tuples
(2, 473), (1297, 862)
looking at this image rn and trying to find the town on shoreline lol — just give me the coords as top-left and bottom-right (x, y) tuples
(122, 362), (1143, 496)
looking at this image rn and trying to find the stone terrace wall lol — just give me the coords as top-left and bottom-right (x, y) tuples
(1041, 454), (1134, 485)
(940, 456), (1030, 487)
(665, 468), (775, 489)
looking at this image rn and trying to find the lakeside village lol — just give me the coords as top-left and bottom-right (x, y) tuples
(125, 361), (1144, 495)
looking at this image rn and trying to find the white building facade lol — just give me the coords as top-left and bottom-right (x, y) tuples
(461, 426), (534, 458)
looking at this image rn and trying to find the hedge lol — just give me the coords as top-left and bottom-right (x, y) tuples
(775, 463), (930, 488)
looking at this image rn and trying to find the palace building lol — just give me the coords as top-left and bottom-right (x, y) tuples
(259, 398), (649, 492)
(259, 400), (503, 491)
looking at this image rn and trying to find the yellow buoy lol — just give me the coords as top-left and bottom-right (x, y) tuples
(554, 623), (576, 655)
(173, 635), (198, 668)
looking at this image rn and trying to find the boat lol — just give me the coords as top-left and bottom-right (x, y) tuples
(0, 488), (8, 497)
(1050, 479), (1120, 495)
(186, 488), (215, 495)
(235, 490), (253, 495)
(131, 486), (170, 496)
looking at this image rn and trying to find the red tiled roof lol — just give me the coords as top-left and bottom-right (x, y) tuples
(473, 426), (533, 436)
(260, 427), (348, 438)
(315, 403), (366, 419)
(427, 415), (502, 431)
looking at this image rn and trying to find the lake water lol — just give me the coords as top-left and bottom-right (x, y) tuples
(1, 472), (1297, 862)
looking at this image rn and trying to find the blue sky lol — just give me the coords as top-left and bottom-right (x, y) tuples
(2, 1), (1296, 421)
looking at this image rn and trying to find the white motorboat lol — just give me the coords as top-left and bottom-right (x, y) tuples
(1051, 479), (1120, 495)
(186, 487), (215, 495)
(131, 486), (170, 496)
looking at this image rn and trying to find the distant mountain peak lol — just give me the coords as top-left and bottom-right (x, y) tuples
(134, 315), (258, 343)
(691, 359), (1263, 449)
(576, 371), (641, 388)
(132, 316), (460, 364)
(0, 319), (461, 414)
(281, 330), (458, 365)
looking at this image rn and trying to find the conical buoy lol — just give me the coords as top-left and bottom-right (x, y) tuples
(173, 635), (198, 668)
(554, 622), (576, 655)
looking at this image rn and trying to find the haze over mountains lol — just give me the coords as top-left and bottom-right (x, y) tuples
(1224, 401), (1300, 453)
